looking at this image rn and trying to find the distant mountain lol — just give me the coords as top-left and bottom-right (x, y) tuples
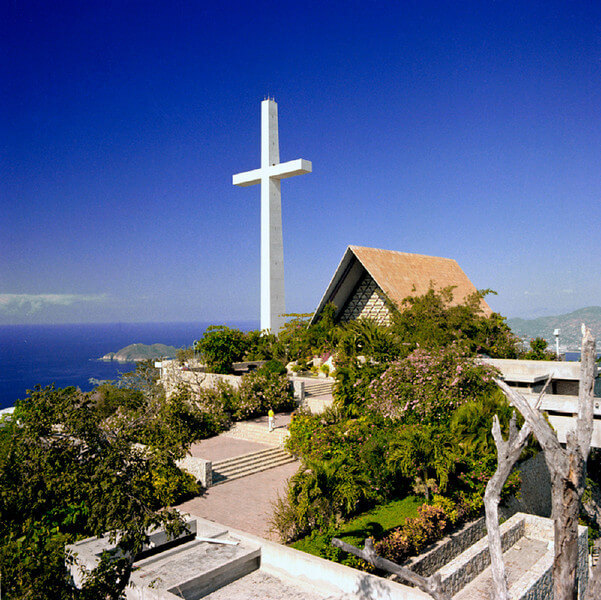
(507, 307), (601, 349)
(100, 343), (178, 362)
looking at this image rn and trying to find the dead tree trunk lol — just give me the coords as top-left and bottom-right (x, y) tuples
(484, 377), (551, 600)
(331, 537), (451, 600)
(484, 413), (532, 600)
(494, 325), (597, 600)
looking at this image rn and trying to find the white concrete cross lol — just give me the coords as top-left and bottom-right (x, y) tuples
(233, 99), (312, 334)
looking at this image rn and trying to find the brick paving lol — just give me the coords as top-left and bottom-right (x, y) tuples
(176, 415), (300, 541)
(176, 459), (299, 540)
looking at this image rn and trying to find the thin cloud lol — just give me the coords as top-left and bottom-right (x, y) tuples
(0, 293), (108, 314)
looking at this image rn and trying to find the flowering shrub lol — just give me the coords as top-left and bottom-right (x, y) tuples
(234, 370), (293, 420)
(192, 380), (236, 432)
(333, 362), (388, 416)
(375, 502), (450, 562)
(367, 344), (499, 424)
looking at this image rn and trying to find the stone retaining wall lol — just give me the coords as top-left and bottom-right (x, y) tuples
(160, 359), (242, 398)
(402, 517), (487, 577)
(431, 513), (589, 599)
(436, 513), (525, 596)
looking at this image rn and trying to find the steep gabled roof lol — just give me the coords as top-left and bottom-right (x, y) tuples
(311, 245), (492, 323)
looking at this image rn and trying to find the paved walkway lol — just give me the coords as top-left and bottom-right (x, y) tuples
(230, 411), (294, 430)
(188, 436), (270, 461)
(176, 459), (299, 540)
(176, 413), (300, 541)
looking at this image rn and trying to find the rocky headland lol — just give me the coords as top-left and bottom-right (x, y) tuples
(99, 343), (178, 362)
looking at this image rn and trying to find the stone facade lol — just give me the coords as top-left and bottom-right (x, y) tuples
(436, 515), (525, 596)
(339, 272), (391, 325)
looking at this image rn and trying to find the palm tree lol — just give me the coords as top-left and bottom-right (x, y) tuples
(389, 424), (458, 500)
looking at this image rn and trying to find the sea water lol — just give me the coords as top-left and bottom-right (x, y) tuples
(0, 321), (258, 410)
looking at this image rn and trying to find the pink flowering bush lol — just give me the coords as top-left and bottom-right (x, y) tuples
(367, 344), (499, 425)
(375, 502), (450, 562)
(233, 370), (293, 420)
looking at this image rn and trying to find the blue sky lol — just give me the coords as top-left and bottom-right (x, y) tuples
(2, 1), (600, 325)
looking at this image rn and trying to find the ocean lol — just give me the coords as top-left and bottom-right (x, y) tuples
(0, 321), (258, 410)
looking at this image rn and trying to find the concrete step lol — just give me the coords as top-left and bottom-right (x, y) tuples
(212, 448), (291, 471)
(304, 381), (334, 396)
(225, 422), (289, 446)
(159, 537), (260, 598)
(212, 448), (296, 486)
(212, 456), (297, 485)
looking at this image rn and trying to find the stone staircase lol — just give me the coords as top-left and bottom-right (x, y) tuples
(225, 421), (289, 446)
(212, 447), (296, 486)
(297, 379), (335, 413)
(303, 379), (334, 396)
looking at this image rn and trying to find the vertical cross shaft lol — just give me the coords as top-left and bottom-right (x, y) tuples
(233, 100), (312, 333)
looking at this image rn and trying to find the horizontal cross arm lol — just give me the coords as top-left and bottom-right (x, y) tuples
(269, 158), (312, 180)
(232, 158), (312, 187)
(233, 168), (261, 187)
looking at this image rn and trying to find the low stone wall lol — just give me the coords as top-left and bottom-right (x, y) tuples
(403, 517), (487, 577)
(177, 456), (212, 488)
(160, 359), (241, 398)
(431, 513), (589, 599)
(436, 513), (525, 596)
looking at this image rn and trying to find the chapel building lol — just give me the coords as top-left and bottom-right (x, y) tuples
(311, 245), (492, 326)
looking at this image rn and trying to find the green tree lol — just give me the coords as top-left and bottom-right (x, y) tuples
(0, 385), (191, 599)
(390, 287), (520, 358)
(523, 336), (555, 360)
(194, 325), (249, 373)
(336, 318), (402, 366)
(388, 424), (458, 500)
(243, 329), (277, 360)
(275, 305), (340, 363)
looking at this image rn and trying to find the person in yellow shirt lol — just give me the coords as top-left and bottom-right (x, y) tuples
(268, 408), (275, 432)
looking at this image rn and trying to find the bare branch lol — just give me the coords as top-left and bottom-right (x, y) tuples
(331, 537), (450, 600)
(485, 412), (532, 600)
(535, 372), (554, 410)
(495, 378), (562, 457)
(498, 327), (596, 599)
(578, 324), (596, 461)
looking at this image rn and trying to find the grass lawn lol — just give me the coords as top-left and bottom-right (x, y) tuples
(291, 495), (423, 563)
